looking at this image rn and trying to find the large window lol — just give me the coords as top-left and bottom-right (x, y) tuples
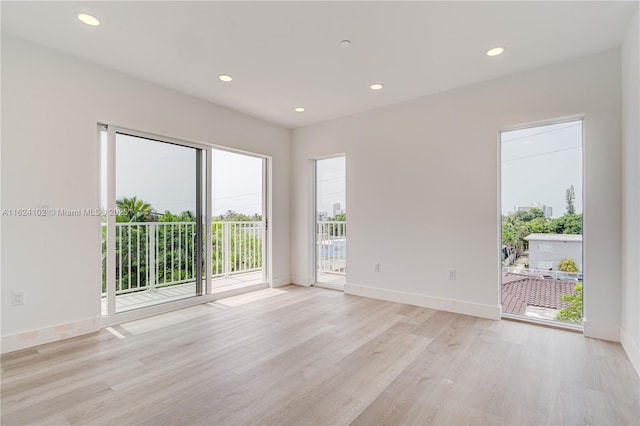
(500, 119), (584, 326)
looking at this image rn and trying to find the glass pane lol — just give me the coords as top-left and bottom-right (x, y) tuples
(316, 156), (346, 286)
(113, 133), (201, 312)
(210, 149), (265, 290)
(501, 120), (583, 325)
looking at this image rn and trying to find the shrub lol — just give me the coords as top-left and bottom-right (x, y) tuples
(557, 257), (578, 272)
(555, 283), (583, 323)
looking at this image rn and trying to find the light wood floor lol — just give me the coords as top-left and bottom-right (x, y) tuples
(2, 285), (639, 425)
(102, 271), (264, 314)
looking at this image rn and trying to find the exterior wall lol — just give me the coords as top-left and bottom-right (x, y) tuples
(528, 240), (583, 271)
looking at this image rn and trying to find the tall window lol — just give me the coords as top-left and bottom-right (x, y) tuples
(501, 119), (584, 325)
(315, 156), (346, 288)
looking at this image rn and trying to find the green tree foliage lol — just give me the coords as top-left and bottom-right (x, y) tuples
(116, 196), (156, 222)
(501, 216), (529, 254)
(103, 201), (263, 294)
(513, 208), (545, 223)
(557, 257), (579, 272)
(332, 212), (346, 221)
(566, 185), (576, 215)
(217, 209), (262, 221)
(555, 283), (583, 323)
(158, 210), (195, 222)
(527, 217), (549, 233)
(546, 214), (582, 235)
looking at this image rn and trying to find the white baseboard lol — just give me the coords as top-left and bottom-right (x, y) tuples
(620, 327), (640, 378)
(3, 280), (278, 354)
(271, 276), (292, 287)
(290, 275), (313, 286)
(345, 283), (501, 320)
(1, 317), (100, 354)
(583, 320), (620, 342)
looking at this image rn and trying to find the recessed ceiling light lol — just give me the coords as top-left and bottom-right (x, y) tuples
(294, 107), (305, 113)
(218, 74), (233, 82)
(486, 46), (505, 57)
(370, 83), (384, 91)
(340, 40), (352, 47)
(76, 12), (100, 27)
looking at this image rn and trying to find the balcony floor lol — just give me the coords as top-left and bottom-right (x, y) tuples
(316, 272), (346, 288)
(102, 271), (264, 315)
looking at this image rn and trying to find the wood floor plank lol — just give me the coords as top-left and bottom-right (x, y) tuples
(1, 285), (638, 425)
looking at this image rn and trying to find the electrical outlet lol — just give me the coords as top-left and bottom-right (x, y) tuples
(448, 269), (456, 280)
(12, 291), (25, 306)
(374, 263), (380, 273)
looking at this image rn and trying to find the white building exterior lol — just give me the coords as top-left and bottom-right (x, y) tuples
(525, 233), (583, 271)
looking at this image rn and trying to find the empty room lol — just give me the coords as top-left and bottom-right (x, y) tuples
(1, 1), (639, 425)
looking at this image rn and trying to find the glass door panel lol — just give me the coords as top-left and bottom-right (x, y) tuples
(316, 156), (346, 287)
(210, 149), (266, 290)
(104, 131), (205, 313)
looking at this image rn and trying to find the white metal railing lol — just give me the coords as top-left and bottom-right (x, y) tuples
(102, 220), (264, 295)
(211, 221), (264, 278)
(317, 221), (346, 275)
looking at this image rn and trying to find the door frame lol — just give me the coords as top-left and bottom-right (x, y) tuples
(99, 124), (271, 326)
(311, 154), (347, 290)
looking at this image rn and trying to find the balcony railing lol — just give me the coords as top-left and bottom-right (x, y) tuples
(101, 221), (264, 296)
(317, 221), (346, 275)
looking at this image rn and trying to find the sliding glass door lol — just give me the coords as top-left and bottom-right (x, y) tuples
(101, 127), (207, 315)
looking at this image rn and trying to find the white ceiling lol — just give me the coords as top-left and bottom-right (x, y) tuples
(2, 1), (637, 129)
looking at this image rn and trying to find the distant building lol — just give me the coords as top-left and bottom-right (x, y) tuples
(332, 202), (343, 217)
(525, 233), (582, 271)
(514, 203), (553, 218)
(318, 211), (328, 221)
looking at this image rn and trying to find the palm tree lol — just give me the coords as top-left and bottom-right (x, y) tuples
(116, 196), (155, 222)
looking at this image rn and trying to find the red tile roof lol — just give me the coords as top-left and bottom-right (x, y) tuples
(501, 273), (579, 316)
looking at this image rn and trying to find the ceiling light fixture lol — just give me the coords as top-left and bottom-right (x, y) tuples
(486, 46), (505, 57)
(370, 83), (384, 91)
(76, 12), (100, 27)
(340, 40), (352, 47)
(294, 107), (305, 113)
(218, 74), (233, 82)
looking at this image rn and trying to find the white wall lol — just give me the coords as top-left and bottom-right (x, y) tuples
(1, 35), (291, 351)
(621, 7), (640, 376)
(292, 49), (622, 338)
